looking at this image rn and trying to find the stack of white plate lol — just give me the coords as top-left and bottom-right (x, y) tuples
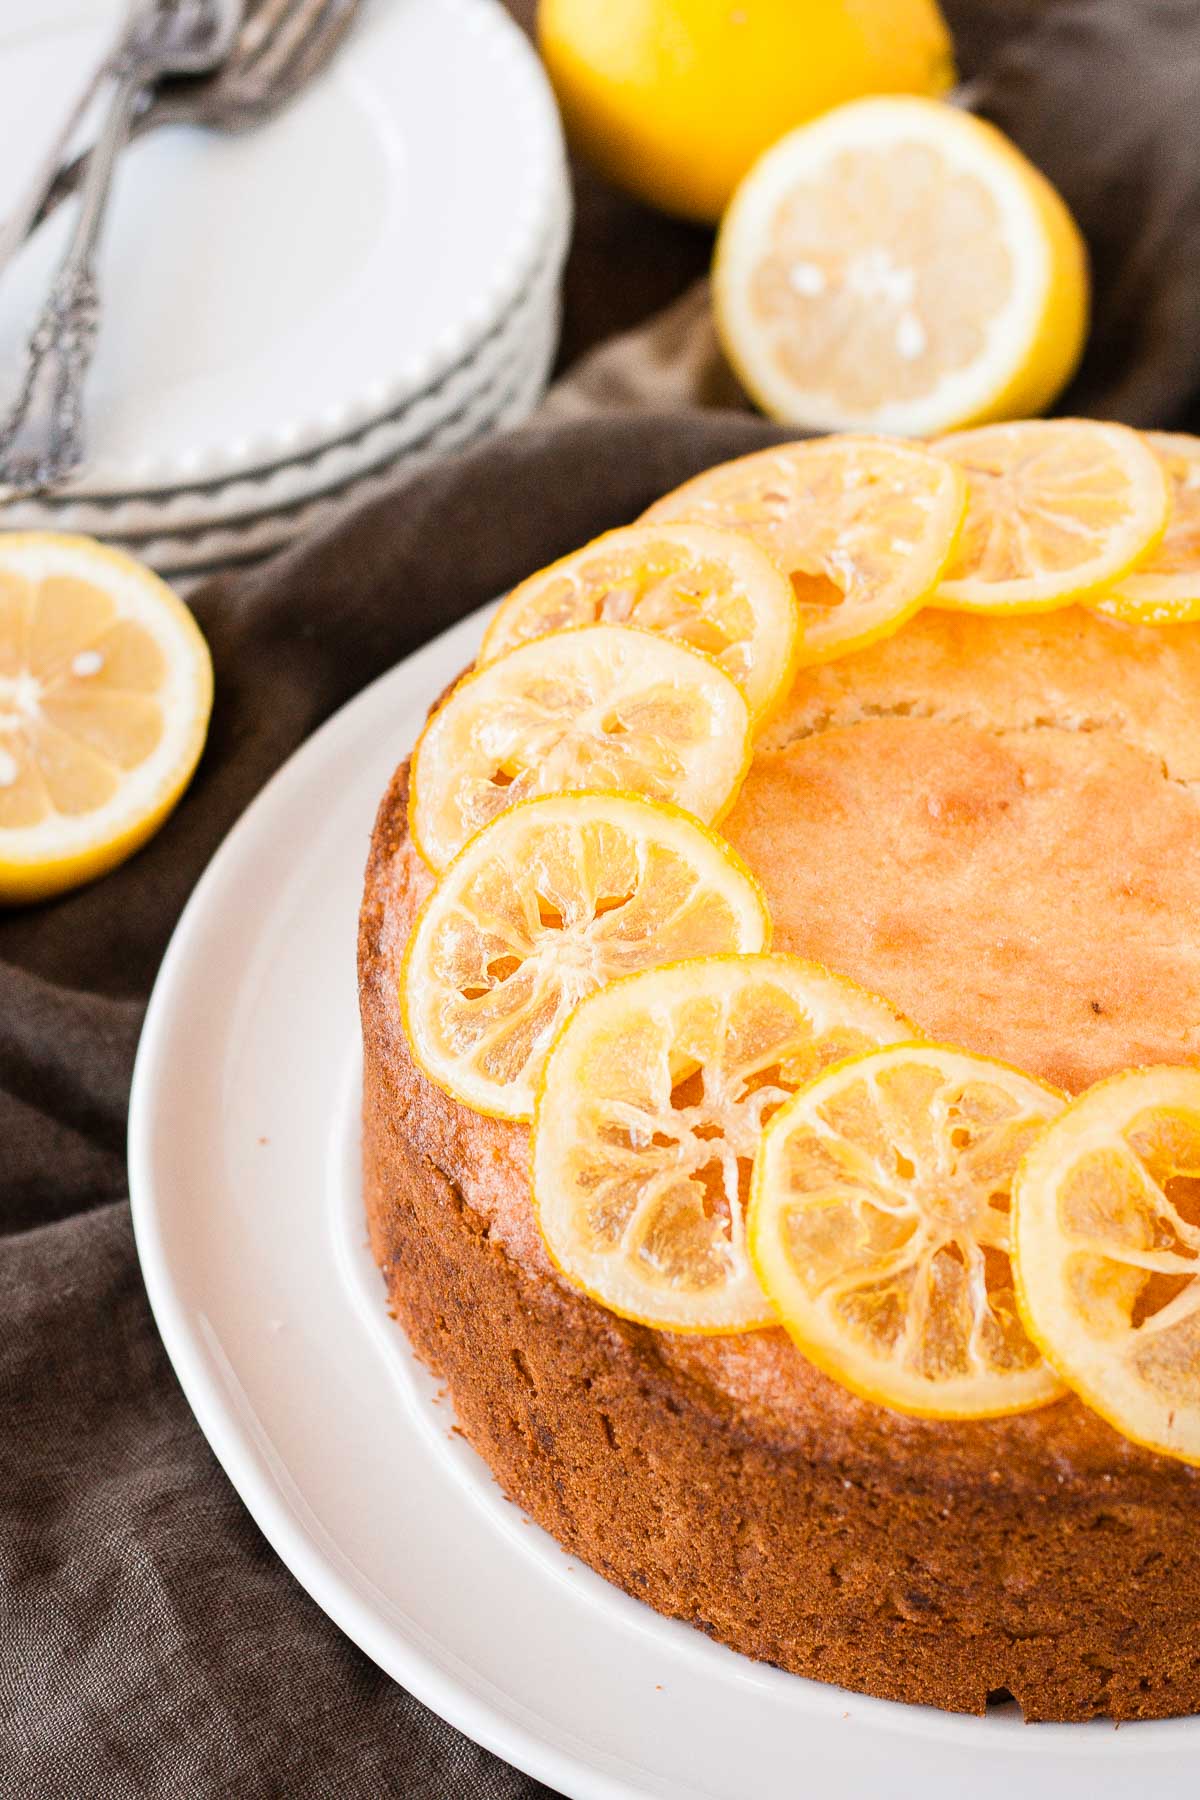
(0, 0), (570, 589)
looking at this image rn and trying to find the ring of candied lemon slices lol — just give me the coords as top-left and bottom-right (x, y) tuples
(392, 418), (1200, 1460)
(531, 953), (915, 1334)
(401, 793), (771, 1122)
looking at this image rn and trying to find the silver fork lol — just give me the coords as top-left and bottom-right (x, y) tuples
(0, 0), (244, 500)
(0, 1), (144, 284)
(33, 0), (360, 233)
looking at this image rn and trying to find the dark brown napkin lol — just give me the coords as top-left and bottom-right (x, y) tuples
(7, 1), (1200, 1792)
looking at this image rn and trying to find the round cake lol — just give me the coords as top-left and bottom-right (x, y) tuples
(359, 603), (1200, 1722)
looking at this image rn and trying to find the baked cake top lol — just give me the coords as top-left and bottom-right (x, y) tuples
(370, 601), (1200, 1487)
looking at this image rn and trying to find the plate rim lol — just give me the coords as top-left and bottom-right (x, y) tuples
(127, 608), (647, 1800)
(85, 298), (559, 570)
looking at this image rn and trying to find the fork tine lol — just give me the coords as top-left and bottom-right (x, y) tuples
(252, 0), (358, 99)
(233, 0), (299, 62)
(231, 0), (347, 91)
(31, 0), (360, 231)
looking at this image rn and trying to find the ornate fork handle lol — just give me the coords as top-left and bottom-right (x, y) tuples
(0, 65), (145, 499)
(0, 262), (103, 497)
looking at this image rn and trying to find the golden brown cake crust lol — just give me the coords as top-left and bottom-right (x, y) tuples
(359, 607), (1200, 1723)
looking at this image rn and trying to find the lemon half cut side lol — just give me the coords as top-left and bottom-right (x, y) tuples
(713, 96), (1088, 436)
(0, 533), (213, 904)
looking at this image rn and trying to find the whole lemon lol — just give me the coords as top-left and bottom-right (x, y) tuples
(537, 0), (956, 225)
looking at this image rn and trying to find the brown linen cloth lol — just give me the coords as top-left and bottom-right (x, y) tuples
(6, 3), (1200, 1795)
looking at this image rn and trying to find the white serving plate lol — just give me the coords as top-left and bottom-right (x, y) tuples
(0, 202), (569, 537)
(128, 602), (1200, 1799)
(0, 0), (566, 492)
(118, 291), (558, 576)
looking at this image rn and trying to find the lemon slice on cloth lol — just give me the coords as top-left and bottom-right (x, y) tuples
(1013, 1066), (1200, 1466)
(0, 533), (212, 904)
(408, 624), (752, 872)
(934, 419), (1169, 610)
(532, 953), (914, 1332)
(712, 96), (1088, 435)
(750, 1042), (1066, 1417)
(479, 523), (801, 726)
(401, 792), (771, 1121)
(643, 435), (966, 666)
(1092, 432), (1200, 624)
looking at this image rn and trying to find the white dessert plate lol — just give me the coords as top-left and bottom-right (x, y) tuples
(0, 0), (566, 493)
(0, 207), (569, 537)
(128, 605), (1200, 1800)
(100, 291), (559, 575)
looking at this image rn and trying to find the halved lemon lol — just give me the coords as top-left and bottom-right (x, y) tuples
(1092, 432), (1200, 624)
(532, 953), (915, 1332)
(0, 533), (212, 904)
(479, 522), (801, 725)
(401, 792), (771, 1122)
(408, 624), (751, 872)
(750, 1042), (1066, 1417)
(642, 435), (966, 665)
(712, 96), (1088, 435)
(933, 419), (1169, 610)
(1013, 1066), (1200, 1466)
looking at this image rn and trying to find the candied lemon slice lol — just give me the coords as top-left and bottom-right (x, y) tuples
(712, 97), (1088, 437)
(750, 1042), (1066, 1417)
(409, 624), (751, 872)
(479, 522), (801, 725)
(532, 953), (914, 1332)
(934, 419), (1169, 610)
(1092, 432), (1200, 624)
(0, 533), (212, 904)
(1013, 1066), (1200, 1466)
(401, 793), (771, 1121)
(643, 434), (966, 666)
